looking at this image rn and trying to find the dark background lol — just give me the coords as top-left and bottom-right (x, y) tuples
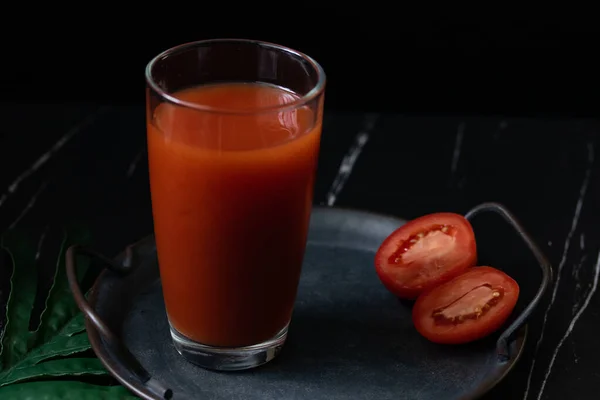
(1, 17), (599, 117)
(1, 15), (600, 400)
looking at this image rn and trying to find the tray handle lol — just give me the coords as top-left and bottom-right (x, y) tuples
(66, 244), (173, 400)
(464, 202), (553, 362)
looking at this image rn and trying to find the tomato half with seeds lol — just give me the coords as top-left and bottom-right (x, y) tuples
(412, 266), (520, 344)
(374, 212), (477, 299)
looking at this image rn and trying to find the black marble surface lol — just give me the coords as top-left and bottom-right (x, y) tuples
(1, 104), (599, 400)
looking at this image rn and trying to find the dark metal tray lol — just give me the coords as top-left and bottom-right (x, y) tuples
(66, 203), (552, 400)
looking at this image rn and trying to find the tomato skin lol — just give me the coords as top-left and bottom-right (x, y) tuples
(374, 212), (477, 299)
(412, 266), (520, 345)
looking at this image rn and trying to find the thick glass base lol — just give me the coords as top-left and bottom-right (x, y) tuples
(169, 324), (288, 371)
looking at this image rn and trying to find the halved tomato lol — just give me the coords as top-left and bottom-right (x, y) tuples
(412, 266), (520, 344)
(374, 212), (477, 299)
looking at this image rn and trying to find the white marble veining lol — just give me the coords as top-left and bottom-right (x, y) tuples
(537, 248), (600, 400)
(325, 114), (379, 207)
(0, 107), (110, 210)
(127, 148), (145, 178)
(523, 142), (595, 400)
(34, 226), (48, 261)
(572, 252), (587, 280)
(8, 181), (48, 230)
(572, 254), (587, 312)
(450, 122), (465, 178)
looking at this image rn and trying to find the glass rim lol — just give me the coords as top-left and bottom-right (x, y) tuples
(145, 38), (326, 115)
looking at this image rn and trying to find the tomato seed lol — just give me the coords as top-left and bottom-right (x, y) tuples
(388, 224), (455, 264)
(431, 285), (504, 325)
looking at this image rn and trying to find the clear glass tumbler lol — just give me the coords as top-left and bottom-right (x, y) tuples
(145, 39), (325, 370)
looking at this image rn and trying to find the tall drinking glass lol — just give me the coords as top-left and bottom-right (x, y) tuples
(145, 39), (325, 371)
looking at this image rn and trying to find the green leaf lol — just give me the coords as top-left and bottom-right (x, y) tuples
(0, 228), (94, 373)
(34, 225), (91, 344)
(0, 357), (107, 387)
(57, 312), (87, 338)
(13, 332), (90, 369)
(0, 381), (138, 400)
(0, 231), (38, 369)
(0, 226), (140, 398)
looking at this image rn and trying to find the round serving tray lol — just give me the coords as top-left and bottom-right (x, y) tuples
(67, 203), (552, 400)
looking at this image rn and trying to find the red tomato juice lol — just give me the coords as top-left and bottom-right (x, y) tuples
(147, 83), (322, 347)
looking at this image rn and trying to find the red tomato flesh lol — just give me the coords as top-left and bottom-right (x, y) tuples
(412, 266), (520, 344)
(374, 212), (477, 299)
